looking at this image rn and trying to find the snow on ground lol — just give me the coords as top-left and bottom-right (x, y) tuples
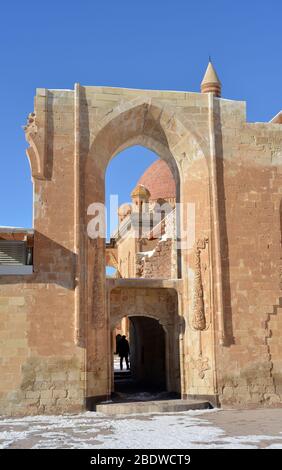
(1, 409), (282, 449)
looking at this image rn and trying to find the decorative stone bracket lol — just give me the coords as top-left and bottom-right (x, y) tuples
(24, 89), (48, 180)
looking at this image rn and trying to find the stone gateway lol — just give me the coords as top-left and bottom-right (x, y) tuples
(0, 61), (282, 415)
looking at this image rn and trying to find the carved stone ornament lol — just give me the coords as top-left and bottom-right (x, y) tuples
(91, 239), (105, 329)
(192, 238), (208, 331)
(192, 355), (210, 379)
(24, 112), (37, 135)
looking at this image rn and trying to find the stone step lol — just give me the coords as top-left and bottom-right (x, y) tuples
(95, 399), (212, 415)
(114, 380), (134, 385)
(114, 375), (132, 381)
(114, 379), (133, 382)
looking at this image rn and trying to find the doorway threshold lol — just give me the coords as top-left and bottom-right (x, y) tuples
(95, 398), (212, 415)
(111, 390), (179, 403)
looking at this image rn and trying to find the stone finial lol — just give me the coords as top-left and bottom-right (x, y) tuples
(201, 60), (221, 97)
(131, 184), (150, 216)
(131, 184), (151, 201)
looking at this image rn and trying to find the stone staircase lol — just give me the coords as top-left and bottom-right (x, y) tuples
(95, 368), (213, 414)
(114, 369), (134, 392)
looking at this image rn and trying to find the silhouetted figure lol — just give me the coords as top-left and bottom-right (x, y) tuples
(117, 335), (130, 370)
(115, 334), (122, 354)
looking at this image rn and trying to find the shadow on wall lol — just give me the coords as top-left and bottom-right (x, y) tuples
(214, 100), (235, 346)
(45, 91), (55, 180)
(0, 231), (76, 290)
(280, 199), (282, 247)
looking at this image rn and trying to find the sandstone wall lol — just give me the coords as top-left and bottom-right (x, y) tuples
(0, 280), (84, 416)
(116, 236), (137, 278)
(0, 89), (85, 415)
(139, 239), (172, 278)
(215, 100), (282, 406)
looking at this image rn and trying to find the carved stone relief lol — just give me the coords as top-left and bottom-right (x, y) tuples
(24, 112), (38, 136)
(192, 238), (208, 331)
(191, 355), (210, 379)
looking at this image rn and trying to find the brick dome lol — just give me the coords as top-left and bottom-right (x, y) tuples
(137, 159), (176, 201)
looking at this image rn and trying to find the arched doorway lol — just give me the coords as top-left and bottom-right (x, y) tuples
(110, 286), (181, 400)
(80, 99), (211, 404)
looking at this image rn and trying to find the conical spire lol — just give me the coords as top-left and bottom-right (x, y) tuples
(201, 60), (221, 97)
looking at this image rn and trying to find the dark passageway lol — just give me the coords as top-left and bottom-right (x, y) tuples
(113, 316), (168, 399)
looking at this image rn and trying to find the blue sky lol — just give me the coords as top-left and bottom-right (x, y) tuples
(0, 0), (281, 228)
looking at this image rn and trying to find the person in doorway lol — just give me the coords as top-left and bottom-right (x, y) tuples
(115, 334), (122, 354)
(117, 335), (130, 370)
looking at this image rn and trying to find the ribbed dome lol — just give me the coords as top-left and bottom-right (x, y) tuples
(137, 160), (176, 201)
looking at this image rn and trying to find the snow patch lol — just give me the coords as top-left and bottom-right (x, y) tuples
(1, 410), (282, 449)
(140, 250), (155, 258)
